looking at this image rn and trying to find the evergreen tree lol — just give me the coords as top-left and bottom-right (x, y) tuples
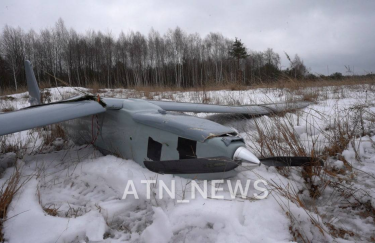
(229, 37), (248, 70)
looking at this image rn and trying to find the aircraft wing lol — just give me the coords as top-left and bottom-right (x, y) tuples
(148, 100), (310, 115)
(0, 99), (106, 136)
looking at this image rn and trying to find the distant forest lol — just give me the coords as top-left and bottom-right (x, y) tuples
(0, 18), (349, 91)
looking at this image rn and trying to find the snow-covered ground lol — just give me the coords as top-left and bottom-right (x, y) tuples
(1, 84), (375, 242)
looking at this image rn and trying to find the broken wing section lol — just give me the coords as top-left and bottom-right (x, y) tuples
(148, 100), (310, 115)
(0, 100), (106, 136)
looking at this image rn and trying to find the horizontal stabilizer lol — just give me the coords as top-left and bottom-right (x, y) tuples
(260, 157), (324, 167)
(144, 157), (239, 174)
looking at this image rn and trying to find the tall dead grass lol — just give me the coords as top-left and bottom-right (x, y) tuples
(245, 86), (375, 242)
(1, 75), (374, 100)
(127, 76), (375, 92)
(0, 166), (32, 241)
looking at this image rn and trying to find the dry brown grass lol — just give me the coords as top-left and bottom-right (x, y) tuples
(41, 125), (66, 147)
(267, 178), (327, 242)
(41, 89), (52, 103)
(96, 76), (374, 104)
(247, 94), (375, 241)
(43, 204), (60, 217)
(0, 106), (15, 113)
(1, 76), (374, 98)
(301, 90), (320, 103)
(250, 115), (308, 158)
(0, 96), (15, 101)
(126, 81), (249, 94)
(127, 76), (375, 92)
(0, 137), (21, 155)
(86, 81), (102, 94)
(322, 121), (353, 158)
(259, 76), (374, 90)
(325, 223), (355, 239)
(0, 86), (28, 96)
(267, 170), (374, 241)
(38, 81), (54, 90)
(0, 166), (32, 241)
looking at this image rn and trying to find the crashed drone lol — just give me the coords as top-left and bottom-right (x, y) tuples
(0, 61), (322, 179)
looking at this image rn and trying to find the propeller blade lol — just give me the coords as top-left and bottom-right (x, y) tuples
(260, 157), (324, 167)
(144, 157), (239, 174)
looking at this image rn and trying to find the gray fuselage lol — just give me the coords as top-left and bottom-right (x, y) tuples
(64, 98), (248, 179)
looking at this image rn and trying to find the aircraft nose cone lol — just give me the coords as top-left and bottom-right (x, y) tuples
(233, 147), (260, 165)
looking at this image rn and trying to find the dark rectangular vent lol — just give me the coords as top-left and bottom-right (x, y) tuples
(177, 137), (197, 159)
(147, 137), (162, 161)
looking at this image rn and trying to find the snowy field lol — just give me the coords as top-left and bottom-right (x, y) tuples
(1, 84), (375, 242)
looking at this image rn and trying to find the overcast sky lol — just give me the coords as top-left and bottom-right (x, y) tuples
(1, 0), (374, 75)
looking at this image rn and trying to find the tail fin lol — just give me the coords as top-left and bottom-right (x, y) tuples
(24, 60), (41, 106)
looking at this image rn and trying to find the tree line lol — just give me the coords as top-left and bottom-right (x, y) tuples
(0, 18), (309, 91)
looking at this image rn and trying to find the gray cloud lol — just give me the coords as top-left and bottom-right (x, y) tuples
(1, 0), (374, 75)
